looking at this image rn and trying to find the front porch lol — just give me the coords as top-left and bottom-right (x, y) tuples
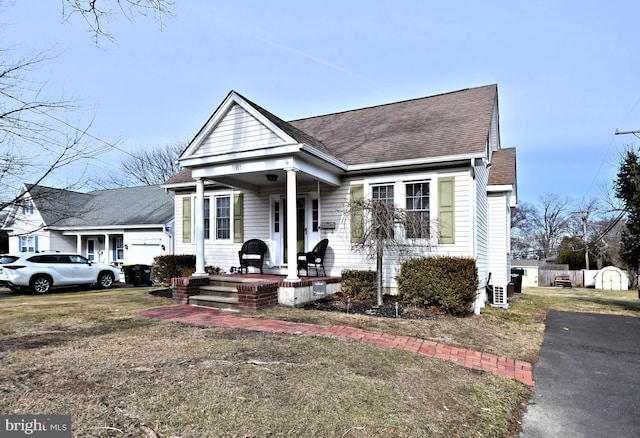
(171, 273), (342, 312)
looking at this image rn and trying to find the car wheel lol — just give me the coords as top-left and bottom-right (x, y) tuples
(30, 276), (52, 294)
(97, 272), (114, 288)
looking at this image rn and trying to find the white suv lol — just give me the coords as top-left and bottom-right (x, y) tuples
(0, 252), (120, 294)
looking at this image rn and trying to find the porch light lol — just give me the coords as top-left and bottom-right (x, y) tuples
(266, 174), (278, 182)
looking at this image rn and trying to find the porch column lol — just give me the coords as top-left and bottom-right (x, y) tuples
(194, 178), (206, 275)
(76, 235), (82, 254)
(104, 234), (110, 264)
(285, 167), (300, 282)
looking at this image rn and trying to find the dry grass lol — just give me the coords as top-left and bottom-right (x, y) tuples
(1, 285), (638, 437)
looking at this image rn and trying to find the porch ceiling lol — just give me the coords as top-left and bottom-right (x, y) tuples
(198, 168), (335, 193)
(190, 154), (343, 192)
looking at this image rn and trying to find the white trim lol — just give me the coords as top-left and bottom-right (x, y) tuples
(56, 225), (168, 232)
(487, 184), (513, 192)
(347, 153), (485, 172)
(181, 144), (302, 168)
(180, 92), (298, 162)
(299, 144), (349, 170)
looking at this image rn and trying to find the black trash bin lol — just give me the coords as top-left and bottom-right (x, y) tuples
(507, 281), (515, 298)
(511, 268), (524, 294)
(122, 265), (134, 285)
(124, 264), (153, 286)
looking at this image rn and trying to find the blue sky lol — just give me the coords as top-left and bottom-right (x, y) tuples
(3, 0), (640, 204)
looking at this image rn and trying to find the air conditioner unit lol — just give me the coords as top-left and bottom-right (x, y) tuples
(490, 285), (509, 308)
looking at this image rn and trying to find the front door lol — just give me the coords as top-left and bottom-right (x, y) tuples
(87, 239), (95, 261)
(271, 194), (321, 267)
(282, 197), (306, 264)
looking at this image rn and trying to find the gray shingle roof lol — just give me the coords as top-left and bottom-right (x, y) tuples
(57, 185), (174, 228)
(25, 185), (90, 226)
(20, 185), (173, 228)
(289, 84), (498, 165)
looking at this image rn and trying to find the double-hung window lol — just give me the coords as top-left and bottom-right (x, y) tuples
(371, 184), (395, 239)
(20, 235), (36, 252)
(216, 196), (231, 240)
(405, 182), (430, 238)
(372, 184), (394, 205)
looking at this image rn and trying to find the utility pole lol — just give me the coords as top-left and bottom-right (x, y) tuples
(571, 210), (590, 269)
(615, 129), (640, 136)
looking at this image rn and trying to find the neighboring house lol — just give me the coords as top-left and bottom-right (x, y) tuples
(2, 184), (175, 266)
(511, 260), (541, 288)
(164, 84), (517, 312)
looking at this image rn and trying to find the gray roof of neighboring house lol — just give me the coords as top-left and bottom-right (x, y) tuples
(14, 185), (173, 229)
(21, 185), (90, 227)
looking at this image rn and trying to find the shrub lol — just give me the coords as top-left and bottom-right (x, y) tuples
(205, 265), (224, 275)
(339, 269), (377, 300)
(153, 254), (197, 285)
(397, 256), (478, 316)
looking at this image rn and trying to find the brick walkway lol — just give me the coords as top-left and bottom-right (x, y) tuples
(137, 304), (534, 386)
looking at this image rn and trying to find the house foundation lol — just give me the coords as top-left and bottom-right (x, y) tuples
(171, 274), (341, 311)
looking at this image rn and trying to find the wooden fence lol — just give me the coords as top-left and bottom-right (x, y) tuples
(538, 270), (584, 288)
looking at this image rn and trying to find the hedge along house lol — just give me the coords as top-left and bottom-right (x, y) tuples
(2, 184), (175, 268)
(164, 84), (517, 313)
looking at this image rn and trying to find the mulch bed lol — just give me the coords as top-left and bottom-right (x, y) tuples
(303, 295), (443, 319)
(151, 287), (442, 319)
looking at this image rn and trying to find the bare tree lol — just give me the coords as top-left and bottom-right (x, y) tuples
(1, 0), (176, 213)
(511, 201), (539, 259)
(345, 198), (432, 306)
(533, 194), (573, 260)
(121, 141), (184, 185)
(62, 0), (175, 44)
(91, 141), (185, 188)
(0, 51), (112, 212)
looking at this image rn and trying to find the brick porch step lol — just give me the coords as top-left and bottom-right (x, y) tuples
(188, 279), (244, 311)
(189, 294), (239, 311)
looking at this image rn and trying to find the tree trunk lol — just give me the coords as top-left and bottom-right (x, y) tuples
(376, 246), (384, 306)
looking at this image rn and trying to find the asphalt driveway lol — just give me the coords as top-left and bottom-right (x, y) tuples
(520, 310), (640, 437)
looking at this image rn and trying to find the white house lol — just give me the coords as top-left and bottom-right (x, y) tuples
(164, 84), (517, 312)
(2, 184), (174, 266)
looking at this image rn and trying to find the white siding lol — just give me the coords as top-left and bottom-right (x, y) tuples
(6, 200), (51, 253)
(196, 104), (284, 156)
(175, 165), (504, 294)
(474, 165), (490, 287)
(488, 193), (510, 286)
(312, 169), (477, 291)
(49, 232), (76, 252)
(175, 188), (273, 271)
(318, 181), (371, 276)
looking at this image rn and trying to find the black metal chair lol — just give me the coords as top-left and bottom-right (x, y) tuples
(238, 239), (269, 274)
(297, 239), (329, 277)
